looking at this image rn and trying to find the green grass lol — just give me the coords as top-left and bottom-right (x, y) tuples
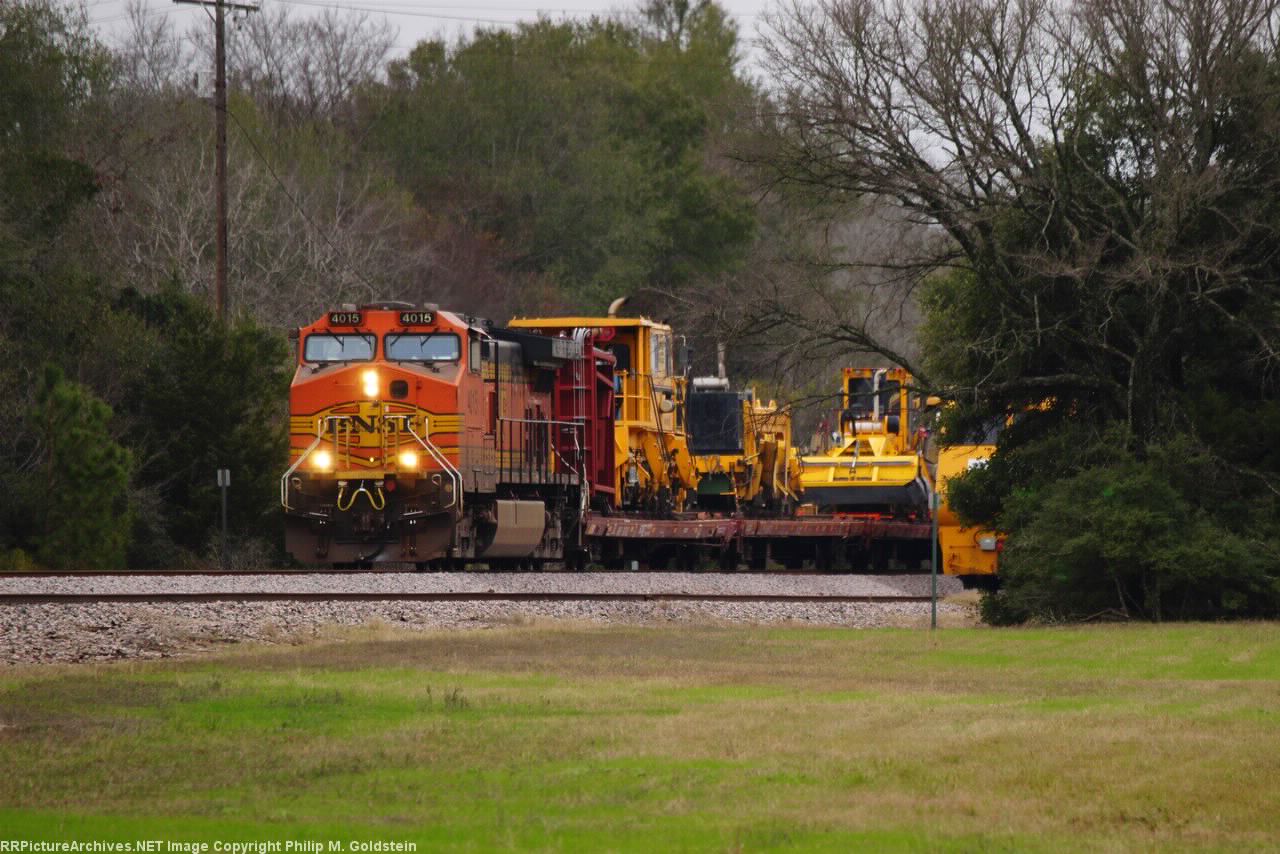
(2, 623), (1279, 851)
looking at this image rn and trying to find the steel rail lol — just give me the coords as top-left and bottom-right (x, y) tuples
(0, 591), (931, 605)
(0, 569), (922, 579)
(0, 570), (424, 578)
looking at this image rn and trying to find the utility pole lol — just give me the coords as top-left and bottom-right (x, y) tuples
(175, 0), (259, 322)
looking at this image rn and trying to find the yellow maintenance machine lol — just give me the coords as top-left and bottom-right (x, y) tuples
(508, 302), (699, 512)
(798, 368), (931, 516)
(686, 375), (799, 513)
(796, 367), (1003, 583)
(933, 424), (1002, 587)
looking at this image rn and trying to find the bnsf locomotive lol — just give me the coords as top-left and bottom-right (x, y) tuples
(282, 301), (1001, 583)
(282, 302), (616, 568)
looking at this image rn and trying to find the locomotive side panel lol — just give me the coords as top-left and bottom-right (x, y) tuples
(457, 333), (495, 495)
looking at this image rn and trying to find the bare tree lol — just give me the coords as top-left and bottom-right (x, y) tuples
(751, 0), (1280, 438)
(205, 5), (396, 124)
(646, 188), (936, 443)
(116, 0), (194, 94)
(88, 3), (450, 328)
(87, 109), (434, 325)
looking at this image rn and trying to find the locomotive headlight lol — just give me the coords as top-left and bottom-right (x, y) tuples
(398, 450), (419, 470)
(362, 369), (379, 398)
(313, 450), (333, 471)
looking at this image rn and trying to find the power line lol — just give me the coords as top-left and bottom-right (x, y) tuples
(282, 2), (616, 10)
(272, 0), (559, 25)
(92, 0), (765, 35)
(90, 5), (180, 25)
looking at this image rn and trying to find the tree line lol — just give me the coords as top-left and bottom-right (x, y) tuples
(758, 0), (1280, 620)
(0, 0), (777, 571)
(2, 0), (1276, 620)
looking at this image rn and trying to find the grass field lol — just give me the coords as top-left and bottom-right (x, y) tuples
(2, 622), (1278, 851)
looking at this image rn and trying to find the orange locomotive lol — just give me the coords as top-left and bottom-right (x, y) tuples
(281, 302), (615, 568)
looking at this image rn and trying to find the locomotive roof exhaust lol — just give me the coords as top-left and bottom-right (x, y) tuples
(607, 296), (629, 317)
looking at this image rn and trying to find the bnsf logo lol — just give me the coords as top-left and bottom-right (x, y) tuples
(334, 415), (426, 434)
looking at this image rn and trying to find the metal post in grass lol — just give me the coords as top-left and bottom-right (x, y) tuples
(217, 468), (230, 569)
(931, 488), (939, 630)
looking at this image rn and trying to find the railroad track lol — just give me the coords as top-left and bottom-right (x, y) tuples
(0, 591), (932, 605)
(0, 570), (952, 606)
(0, 569), (421, 578)
(0, 572), (959, 668)
(0, 568), (834, 578)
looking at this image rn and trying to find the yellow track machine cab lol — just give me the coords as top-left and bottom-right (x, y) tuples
(508, 308), (698, 513)
(934, 420), (1003, 588)
(799, 368), (931, 516)
(687, 376), (797, 513)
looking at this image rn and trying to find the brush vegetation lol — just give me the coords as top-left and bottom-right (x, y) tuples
(2, 623), (1278, 850)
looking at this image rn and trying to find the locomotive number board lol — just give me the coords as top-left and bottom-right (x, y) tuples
(398, 311), (435, 325)
(328, 311), (362, 326)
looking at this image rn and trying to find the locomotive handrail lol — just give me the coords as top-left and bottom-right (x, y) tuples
(550, 422), (585, 485)
(337, 482), (385, 511)
(496, 416), (585, 486)
(280, 415), (352, 511)
(404, 416), (462, 513)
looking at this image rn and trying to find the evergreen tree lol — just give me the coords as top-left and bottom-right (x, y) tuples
(115, 287), (291, 565)
(33, 366), (132, 569)
(368, 6), (754, 310)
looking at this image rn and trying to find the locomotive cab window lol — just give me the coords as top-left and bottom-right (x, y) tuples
(303, 333), (376, 363)
(386, 333), (460, 362)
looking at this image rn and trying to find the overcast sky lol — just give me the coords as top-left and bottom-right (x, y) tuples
(85, 0), (779, 66)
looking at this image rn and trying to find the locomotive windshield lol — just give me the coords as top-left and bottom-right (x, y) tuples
(386, 333), (460, 362)
(304, 333), (376, 362)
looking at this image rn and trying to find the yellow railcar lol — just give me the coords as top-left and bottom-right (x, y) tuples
(508, 307), (698, 512)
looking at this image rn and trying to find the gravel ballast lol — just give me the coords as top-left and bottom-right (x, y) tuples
(0, 573), (973, 666)
(0, 571), (962, 598)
